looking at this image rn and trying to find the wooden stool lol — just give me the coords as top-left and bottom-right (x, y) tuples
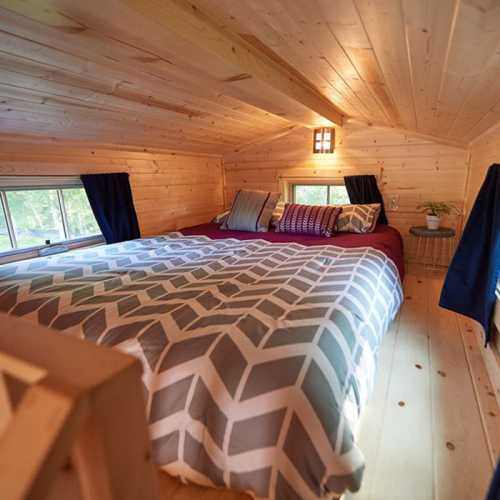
(409, 226), (456, 268)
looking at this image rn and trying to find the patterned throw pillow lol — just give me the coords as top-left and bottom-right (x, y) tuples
(275, 203), (342, 237)
(221, 189), (280, 232)
(336, 203), (381, 233)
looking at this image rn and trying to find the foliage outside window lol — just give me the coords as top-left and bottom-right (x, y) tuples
(293, 184), (350, 206)
(0, 182), (101, 254)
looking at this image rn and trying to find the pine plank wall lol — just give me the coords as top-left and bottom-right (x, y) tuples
(0, 142), (224, 237)
(466, 126), (500, 361)
(223, 125), (470, 260)
(467, 125), (500, 213)
(0, 123), (481, 257)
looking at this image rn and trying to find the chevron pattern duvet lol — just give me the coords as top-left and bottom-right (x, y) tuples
(0, 233), (403, 499)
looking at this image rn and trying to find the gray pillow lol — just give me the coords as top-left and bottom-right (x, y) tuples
(221, 189), (280, 232)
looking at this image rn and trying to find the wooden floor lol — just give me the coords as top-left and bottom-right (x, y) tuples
(158, 265), (499, 500)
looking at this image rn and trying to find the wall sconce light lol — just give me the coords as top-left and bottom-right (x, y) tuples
(313, 127), (335, 154)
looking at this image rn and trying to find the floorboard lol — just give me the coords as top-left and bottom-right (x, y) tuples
(159, 265), (498, 499)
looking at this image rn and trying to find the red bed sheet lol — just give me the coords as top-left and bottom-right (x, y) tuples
(180, 223), (405, 280)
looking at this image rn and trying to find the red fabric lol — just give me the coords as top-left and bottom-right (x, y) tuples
(276, 203), (342, 237)
(180, 223), (405, 280)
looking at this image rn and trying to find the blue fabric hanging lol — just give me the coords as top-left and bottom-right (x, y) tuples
(344, 175), (388, 224)
(486, 461), (500, 500)
(81, 173), (140, 244)
(439, 164), (500, 344)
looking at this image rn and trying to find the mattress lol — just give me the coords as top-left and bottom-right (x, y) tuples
(181, 223), (405, 280)
(0, 227), (404, 499)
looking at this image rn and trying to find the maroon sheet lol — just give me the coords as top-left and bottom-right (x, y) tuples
(181, 223), (405, 279)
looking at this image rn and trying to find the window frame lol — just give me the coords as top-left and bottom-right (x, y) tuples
(292, 183), (350, 205)
(0, 176), (104, 263)
(284, 176), (349, 206)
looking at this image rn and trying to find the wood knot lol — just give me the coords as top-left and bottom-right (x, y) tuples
(398, 401), (405, 407)
(437, 370), (446, 377)
(446, 441), (455, 451)
(415, 364), (423, 369)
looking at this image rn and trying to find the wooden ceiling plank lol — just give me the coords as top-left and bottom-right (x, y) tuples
(121, 0), (345, 125)
(2, 0), (500, 146)
(0, 17), (294, 131)
(431, 0), (500, 138)
(344, 118), (467, 150)
(223, 125), (298, 155)
(56, 0), (328, 127)
(0, 67), (290, 141)
(0, 134), (224, 158)
(190, 0), (368, 122)
(0, 0), (85, 31)
(0, 94), (253, 146)
(314, 0), (400, 126)
(274, 0), (389, 123)
(0, 83), (254, 141)
(0, 53), (293, 137)
(0, 4), (309, 146)
(226, 0), (391, 123)
(352, 0), (417, 130)
(401, 0), (459, 135)
(0, 4), (327, 128)
(233, 0), (367, 119)
(0, 85), (251, 142)
(445, 9), (500, 140)
(0, 116), (226, 153)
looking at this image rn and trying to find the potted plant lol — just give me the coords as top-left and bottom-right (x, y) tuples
(417, 202), (458, 230)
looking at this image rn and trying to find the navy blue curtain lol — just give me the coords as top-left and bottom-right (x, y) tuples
(81, 173), (140, 244)
(486, 461), (500, 500)
(439, 164), (500, 344)
(344, 175), (388, 224)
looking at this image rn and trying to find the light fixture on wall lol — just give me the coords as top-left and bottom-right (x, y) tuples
(313, 127), (335, 154)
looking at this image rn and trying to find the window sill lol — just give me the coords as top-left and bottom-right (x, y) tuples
(0, 235), (105, 265)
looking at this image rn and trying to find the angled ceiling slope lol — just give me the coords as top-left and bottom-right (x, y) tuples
(0, 0), (500, 152)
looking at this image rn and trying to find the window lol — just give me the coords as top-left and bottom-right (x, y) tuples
(0, 177), (102, 256)
(293, 184), (350, 205)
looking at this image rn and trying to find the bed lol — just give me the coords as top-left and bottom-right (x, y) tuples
(0, 223), (403, 500)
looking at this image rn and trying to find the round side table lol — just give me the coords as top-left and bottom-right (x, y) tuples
(409, 226), (456, 268)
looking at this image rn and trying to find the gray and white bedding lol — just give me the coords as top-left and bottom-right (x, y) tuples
(0, 233), (403, 499)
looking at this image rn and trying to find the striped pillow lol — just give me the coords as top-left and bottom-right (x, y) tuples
(276, 203), (342, 237)
(336, 203), (381, 233)
(221, 189), (280, 232)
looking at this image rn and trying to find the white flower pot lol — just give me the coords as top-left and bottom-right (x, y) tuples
(426, 215), (441, 230)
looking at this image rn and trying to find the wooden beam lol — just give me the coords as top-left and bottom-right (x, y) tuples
(122, 0), (345, 126)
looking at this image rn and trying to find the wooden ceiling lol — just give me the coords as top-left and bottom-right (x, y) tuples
(1, 0), (500, 153)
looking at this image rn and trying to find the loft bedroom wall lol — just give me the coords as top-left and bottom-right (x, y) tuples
(0, 142), (224, 237)
(223, 125), (470, 259)
(467, 126), (500, 215)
